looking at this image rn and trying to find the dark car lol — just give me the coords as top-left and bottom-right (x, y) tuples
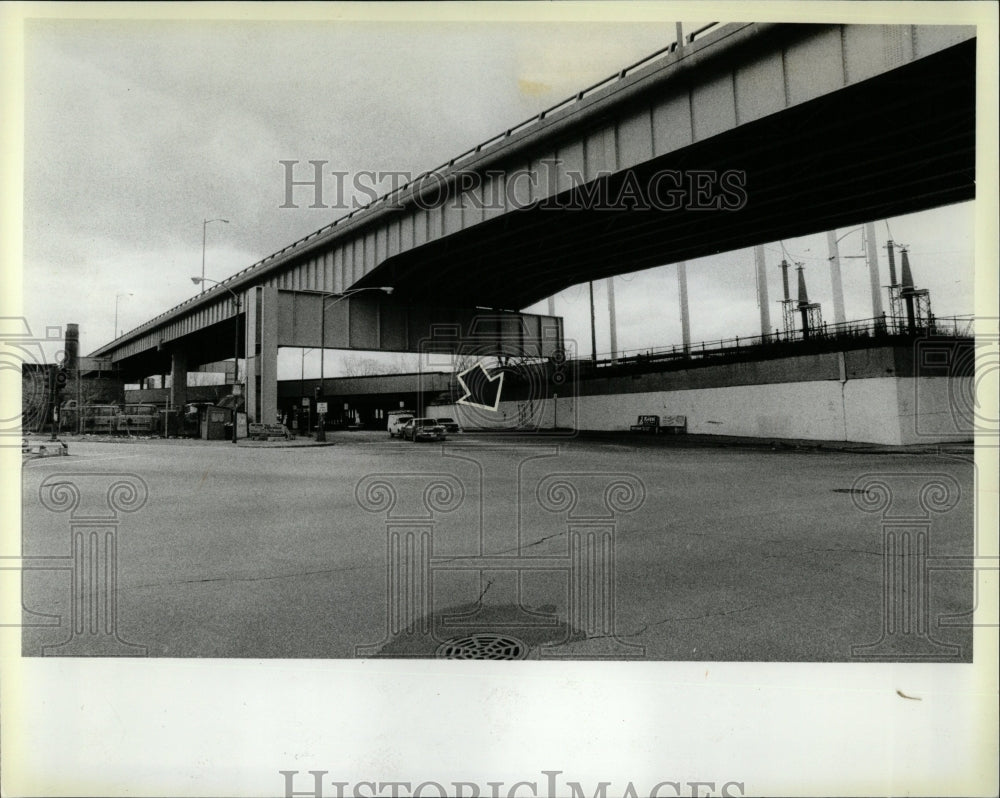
(400, 417), (447, 442)
(435, 417), (461, 434)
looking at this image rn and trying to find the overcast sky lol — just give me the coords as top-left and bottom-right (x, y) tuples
(17, 14), (976, 379)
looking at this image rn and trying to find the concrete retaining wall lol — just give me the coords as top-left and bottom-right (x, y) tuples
(431, 375), (970, 445)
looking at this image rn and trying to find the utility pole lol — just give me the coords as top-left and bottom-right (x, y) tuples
(677, 262), (690, 354)
(825, 231), (846, 324)
(754, 246), (771, 336)
(863, 222), (884, 321)
(588, 281), (597, 362)
(606, 277), (618, 360)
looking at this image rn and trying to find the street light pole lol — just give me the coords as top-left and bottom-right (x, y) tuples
(829, 225), (883, 325)
(114, 292), (133, 338)
(588, 281), (597, 363)
(201, 218), (229, 294)
(191, 276), (241, 443)
(316, 286), (393, 441)
(300, 347), (315, 432)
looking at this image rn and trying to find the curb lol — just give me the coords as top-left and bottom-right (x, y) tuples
(236, 442), (338, 449)
(571, 431), (974, 455)
(21, 440), (70, 461)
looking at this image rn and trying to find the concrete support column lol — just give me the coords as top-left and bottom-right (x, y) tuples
(676, 261), (690, 353)
(169, 350), (187, 412)
(606, 277), (618, 359)
(825, 231), (847, 324)
(754, 246), (771, 336)
(864, 222), (884, 320)
(245, 284), (279, 423)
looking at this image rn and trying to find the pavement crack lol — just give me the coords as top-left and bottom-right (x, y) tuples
(517, 531), (566, 551)
(806, 546), (882, 556)
(126, 563), (371, 590)
(433, 531), (568, 565)
(476, 578), (495, 603)
(604, 604), (760, 639)
(763, 546), (882, 560)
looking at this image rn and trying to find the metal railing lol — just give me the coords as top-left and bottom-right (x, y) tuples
(579, 314), (975, 370)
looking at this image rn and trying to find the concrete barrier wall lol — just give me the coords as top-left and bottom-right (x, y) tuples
(430, 375), (971, 445)
(898, 375), (973, 444)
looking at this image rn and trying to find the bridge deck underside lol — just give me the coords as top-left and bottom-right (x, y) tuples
(357, 40), (974, 310)
(107, 316), (245, 379)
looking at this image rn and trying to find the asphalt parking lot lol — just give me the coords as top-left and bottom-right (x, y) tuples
(19, 431), (975, 660)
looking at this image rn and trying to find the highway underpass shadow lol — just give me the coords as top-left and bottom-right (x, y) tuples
(367, 601), (587, 659)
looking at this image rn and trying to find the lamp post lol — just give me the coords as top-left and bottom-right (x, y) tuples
(114, 292), (133, 338)
(316, 286), (393, 441)
(200, 218), (229, 294)
(830, 225), (884, 324)
(300, 347), (315, 432)
(191, 276), (241, 443)
(588, 281), (597, 363)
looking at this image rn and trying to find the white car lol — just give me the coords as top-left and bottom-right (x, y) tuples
(387, 411), (414, 438)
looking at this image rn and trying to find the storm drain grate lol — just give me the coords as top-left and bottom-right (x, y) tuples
(435, 634), (529, 660)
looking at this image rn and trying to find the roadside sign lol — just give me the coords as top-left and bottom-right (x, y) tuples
(316, 402), (328, 414)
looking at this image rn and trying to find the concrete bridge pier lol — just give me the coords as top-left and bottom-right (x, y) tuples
(168, 349), (187, 414)
(245, 284), (279, 424)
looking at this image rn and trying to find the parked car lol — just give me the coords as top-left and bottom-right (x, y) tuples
(387, 410), (415, 438)
(400, 417), (447, 442)
(436, 417), (461, 434)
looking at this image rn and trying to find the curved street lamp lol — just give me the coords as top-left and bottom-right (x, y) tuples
(190, 276), (241, 443)
(200, 218), (229, 293)
(832, 226), (864, 247)
(829, 223), (885, 323)
(316, 286), (393, 440)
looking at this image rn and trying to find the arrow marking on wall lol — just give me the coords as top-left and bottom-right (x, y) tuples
(456, 361), (504, 411)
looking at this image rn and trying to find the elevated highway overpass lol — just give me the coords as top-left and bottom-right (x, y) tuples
(89, 22), (975, 423)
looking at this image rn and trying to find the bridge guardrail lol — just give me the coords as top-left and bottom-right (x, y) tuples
(104, 23), (729, 348)
(580, 315), (975, 371)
